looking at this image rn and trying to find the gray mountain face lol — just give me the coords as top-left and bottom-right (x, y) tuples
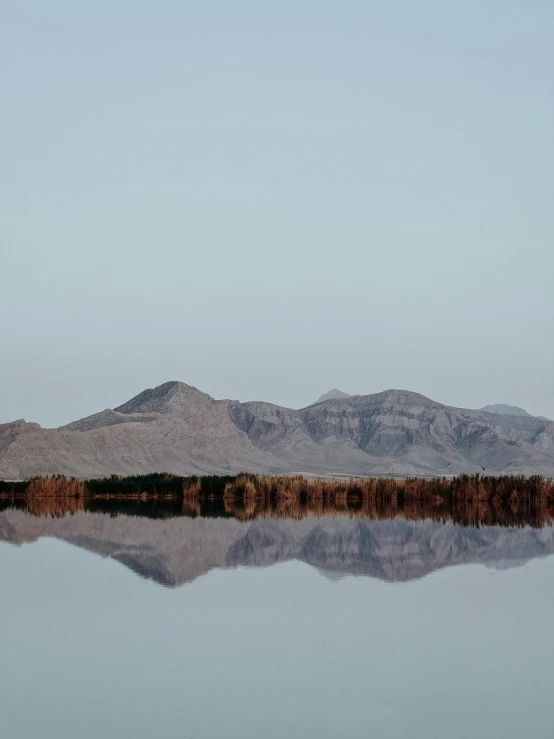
(1, 510), (553, 586)
(480, 404), (533, 418)
(312, 389), (351, 405)
(1, 381), (554, 478)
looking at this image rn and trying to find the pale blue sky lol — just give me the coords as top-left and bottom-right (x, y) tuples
(2, 1), (553, 426)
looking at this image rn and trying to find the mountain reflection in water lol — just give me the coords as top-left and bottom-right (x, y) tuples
(1, 496), (553, 587)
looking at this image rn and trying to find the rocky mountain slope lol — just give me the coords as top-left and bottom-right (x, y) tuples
(1, 381), (554, 478)
(1, 510), (553, 586)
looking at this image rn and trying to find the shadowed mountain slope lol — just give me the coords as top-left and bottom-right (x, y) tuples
(1, 510), (554, 586)
(1, 381), (554, 478)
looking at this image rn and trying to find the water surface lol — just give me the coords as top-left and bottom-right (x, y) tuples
(1, 507), (553, 738)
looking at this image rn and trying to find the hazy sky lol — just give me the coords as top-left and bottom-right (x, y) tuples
(2, 1), (553, 427)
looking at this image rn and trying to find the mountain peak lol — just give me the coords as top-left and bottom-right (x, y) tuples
(480, 404), (533, 418)
(312, 389), (351, 405)
(114, 381), (210, 415)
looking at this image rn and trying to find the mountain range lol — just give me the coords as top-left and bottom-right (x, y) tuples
(1, 380), (553, 479)
(1, 510), (553, 586)
(314, 392), (543, 419)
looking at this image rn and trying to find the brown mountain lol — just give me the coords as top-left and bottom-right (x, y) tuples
(1, 380), (554, 478)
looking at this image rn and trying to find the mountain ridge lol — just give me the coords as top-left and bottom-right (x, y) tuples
(1, 381), (554, 478)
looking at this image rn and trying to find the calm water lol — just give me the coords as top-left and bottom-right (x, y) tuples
(1, 508), (554, 738)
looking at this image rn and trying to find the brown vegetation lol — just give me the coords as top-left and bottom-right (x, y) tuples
(217, 474), (554, 527)
(1, 472), (553, 526)
(25, 475), (85, 498)
(182, 477), (202, 496)
(223, 473), (554, 504)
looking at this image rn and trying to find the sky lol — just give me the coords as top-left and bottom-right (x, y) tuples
(2, 1), (553, 427)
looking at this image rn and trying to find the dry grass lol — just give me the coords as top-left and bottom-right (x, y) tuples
(25, 475), (85, 498)
(182, 478), (202, 496)
(14, 472), (554, 507)
(223, 473), (554, 504)
(217, 473), (554, 527)
(4, 472), (552, 527)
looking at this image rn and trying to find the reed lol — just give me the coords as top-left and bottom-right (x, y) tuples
(3, 487), (553, 527)
(25, 475), (85, 498)
(222, 473), (554, 506)
(182, 477), (202, 496)
(2, 472), (553, 527)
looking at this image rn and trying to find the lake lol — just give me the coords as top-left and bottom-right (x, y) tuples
(1, 505), (553, 738)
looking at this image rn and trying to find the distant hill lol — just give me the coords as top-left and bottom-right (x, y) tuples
(1, 381), (553, 478)
(480, 404), (533, 418)
(312, 389), (351, 405)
